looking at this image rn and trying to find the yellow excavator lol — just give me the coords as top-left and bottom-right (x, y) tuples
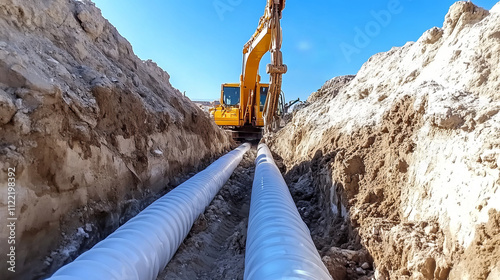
(210, 0), (287, 140)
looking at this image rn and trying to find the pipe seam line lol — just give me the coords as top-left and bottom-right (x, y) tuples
(47, 143), (251, 280)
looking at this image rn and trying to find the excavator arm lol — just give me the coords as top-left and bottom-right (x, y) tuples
(242, 0), (287, 133)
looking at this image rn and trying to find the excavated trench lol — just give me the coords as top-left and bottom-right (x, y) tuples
(157, 147), (255, 279)
(44, 143), (368, 280)
(155, 145), (374, 279)
(278, 153), (375, 280)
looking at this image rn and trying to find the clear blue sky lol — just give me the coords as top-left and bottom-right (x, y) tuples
(92, 0), (497, 102)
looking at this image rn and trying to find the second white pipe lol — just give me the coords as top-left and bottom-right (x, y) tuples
(244, 143), (332, 280)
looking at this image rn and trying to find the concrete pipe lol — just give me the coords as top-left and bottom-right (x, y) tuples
(48, 143), (250, 280)
(244, 144), (332, 280)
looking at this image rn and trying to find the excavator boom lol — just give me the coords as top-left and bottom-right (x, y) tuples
(245, 0), (287, 133)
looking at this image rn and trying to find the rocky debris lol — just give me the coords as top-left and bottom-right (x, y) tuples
(449, 209), (500, 279)
(0, 0), (231, 279)
(280, 148), (374, 280)
(0, 89), (16, 124)
(321, 247), (373, 279)
(268, 1), (500, 279)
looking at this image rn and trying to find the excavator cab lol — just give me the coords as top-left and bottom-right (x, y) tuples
(222, 85), (240, 106)
(211, 83), (241, 127)
(210, 80), (285, 141)
(211, 82), (269, 141)
(259, 86), (268, 111)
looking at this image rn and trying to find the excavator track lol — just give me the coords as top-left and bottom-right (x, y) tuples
(225, 126), (263, 142)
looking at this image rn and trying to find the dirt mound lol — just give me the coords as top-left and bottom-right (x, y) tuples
(0, 0), (231, 279)
(268, 2), (500, 279)
(307, 75), (356, 103)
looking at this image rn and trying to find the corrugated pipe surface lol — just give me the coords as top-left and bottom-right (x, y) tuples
(48, 143), (250, 280)
(244, 144), (332, 280)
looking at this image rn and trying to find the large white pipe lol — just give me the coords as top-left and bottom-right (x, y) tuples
(48, 143), (250, 280)
(244, 144), (332, 280)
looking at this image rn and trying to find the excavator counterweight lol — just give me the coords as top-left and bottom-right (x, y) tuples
(210, 0), (287, 140)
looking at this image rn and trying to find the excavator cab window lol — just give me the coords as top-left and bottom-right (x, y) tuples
(223, 86), (240, 106)
(260, 86), (268, 111)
